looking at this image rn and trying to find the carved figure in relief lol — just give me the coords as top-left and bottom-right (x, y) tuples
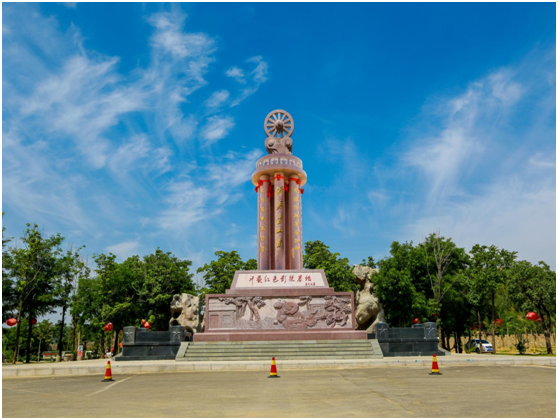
(272, 299), (319, 330)
(323, 296), (352, 327)
(169, 293), (205, 333)
(219, 296), (266, 322)
(352, 265), (385, 333)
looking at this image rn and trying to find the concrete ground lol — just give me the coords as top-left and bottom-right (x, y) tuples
(2, 365), (556, 418)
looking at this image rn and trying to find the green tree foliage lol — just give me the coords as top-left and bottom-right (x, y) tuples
(135, 249), (196, 331)
(373, 241), (429, 327)
(303, 241), (356, 292)
(464, 245), (516, 353)
(508, 260), (556, 354)
(55, 247), (86, 358)
(198, 250), (256, 295)
(2, 224), (64, 363)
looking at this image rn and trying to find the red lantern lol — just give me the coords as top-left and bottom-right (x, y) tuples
(494, 319), (503, 327)
(6, 318), (17, 327)
(471, 326), (476, 331)
(526, 312), (538, 321)
(119, 342), (123, 348)
(31, 318), (37, 325)
(143, 321), (151, 329)
(141, 319), (146, 325)
(412, 317), (419, 324)
(104, 323), (113, 332)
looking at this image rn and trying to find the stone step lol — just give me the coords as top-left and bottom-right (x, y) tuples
(186, 344), (374, 352)
(191, 339), (368, 345)
(185, 350), (376, 356)
(181, 354), (381, 361)
(178, 339), (380, 361)
(186, 347), (373, 354)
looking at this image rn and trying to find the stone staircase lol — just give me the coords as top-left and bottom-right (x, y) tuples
(176, 339), (383, 361)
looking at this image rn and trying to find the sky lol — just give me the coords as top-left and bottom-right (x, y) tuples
(2, 2), (556, 281)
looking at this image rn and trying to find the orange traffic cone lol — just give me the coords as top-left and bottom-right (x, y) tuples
(102, 360), (115, 382)
(268, 357), (280, 378)
(429, 354), (442, 375)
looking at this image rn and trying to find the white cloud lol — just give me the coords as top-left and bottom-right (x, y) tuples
(204, 89), (230, 109)
(200, 115), (235, 145)
(225, 66), (245, 83)
(106, 241), (140, 258)
(229, 56), (269, 107)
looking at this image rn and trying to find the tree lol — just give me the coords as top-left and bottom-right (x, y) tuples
(198, 250), (256, 295)
(55, 246), (85, 358)
(464, 245), (516, 354)
(303, 241), (356, 292)
(3, 224), (64, 363)
(135, 249), (197, 332)
(374, 241), (429, 327)
(34, 320), (55, 361)
(420, 232), (469, 344)
(509, 260), (556, 354)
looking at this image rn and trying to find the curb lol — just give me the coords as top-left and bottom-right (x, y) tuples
(2, 356), (555, 378)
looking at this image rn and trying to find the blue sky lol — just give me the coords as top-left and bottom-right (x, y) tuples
(3, 2), (556, 280)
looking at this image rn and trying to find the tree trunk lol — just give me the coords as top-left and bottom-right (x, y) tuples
(25, 313), (34, 363)
(37, 338), (42, 362)
(440, 328), (445, 350)
(477, 310), (483, 354)
(112, 328), (119, 356)
(543, 309), (553, 355)
(491, 291), (496, 354)
(58, 305), (67, 358)
(12, 303), (23, 364)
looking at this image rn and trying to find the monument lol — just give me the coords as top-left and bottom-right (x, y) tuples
(194, 110), (367, 342)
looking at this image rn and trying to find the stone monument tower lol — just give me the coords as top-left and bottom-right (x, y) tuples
(194, 110), (367, 342)
(252, 110), (306, 270)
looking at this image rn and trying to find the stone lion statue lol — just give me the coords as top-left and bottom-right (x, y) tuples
(353, 265), (385, 333)
(169, 293), (204, 333)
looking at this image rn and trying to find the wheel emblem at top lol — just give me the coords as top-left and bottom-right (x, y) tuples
(264, 110), (294, 138)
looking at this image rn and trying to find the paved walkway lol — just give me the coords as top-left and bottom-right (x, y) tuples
(2, 354), (555, 378)
(3, 366), (556, 417)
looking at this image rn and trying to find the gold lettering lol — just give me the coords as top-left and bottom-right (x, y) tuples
(294, 205), (299, 210)
(295, 238), (299, 244)
(294, 197), (299, 202)
(260, 216), (264, 221)
(276, 237), (283, 248)
(276, 186), (283, 196)
(261, 226), (265, 231)
(261, 197), (264, 202)
(276, 200), (282, 210)
(291, 248), (294, 258)
(277, 214), (282, 224)
(261, 207), (264, 212)
(261, 246), (265, 252)
(261, 235), (265, 241)
(295, 246), (299, 251)
(295, 221), (298, 227)
(295, 230), (299, 235)
(294, 187), (298, 193)
(276, 228), (283, 234)
(294, 213), (299, 218)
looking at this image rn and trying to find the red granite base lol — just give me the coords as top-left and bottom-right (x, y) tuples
(193, 330), (368, 342)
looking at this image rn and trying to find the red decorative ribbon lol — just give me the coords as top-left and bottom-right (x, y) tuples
(268, 185), (273, 198)
(255, 179), (270, 193)
(274, 174), (285, 182)
(301, 188), (305, 194)
(288, 177), (301, 185)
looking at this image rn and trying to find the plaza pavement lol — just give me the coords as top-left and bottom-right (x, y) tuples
(2, 365), (556, 417)
(2, 353), (555, 378)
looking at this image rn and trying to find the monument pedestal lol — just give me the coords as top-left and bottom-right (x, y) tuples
(194, 270), (367, 342)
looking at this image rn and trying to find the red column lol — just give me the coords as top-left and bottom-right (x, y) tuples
(273, 172), (286, 270)
(288, 175), (303, 269)
(257, 175), (271, 270)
